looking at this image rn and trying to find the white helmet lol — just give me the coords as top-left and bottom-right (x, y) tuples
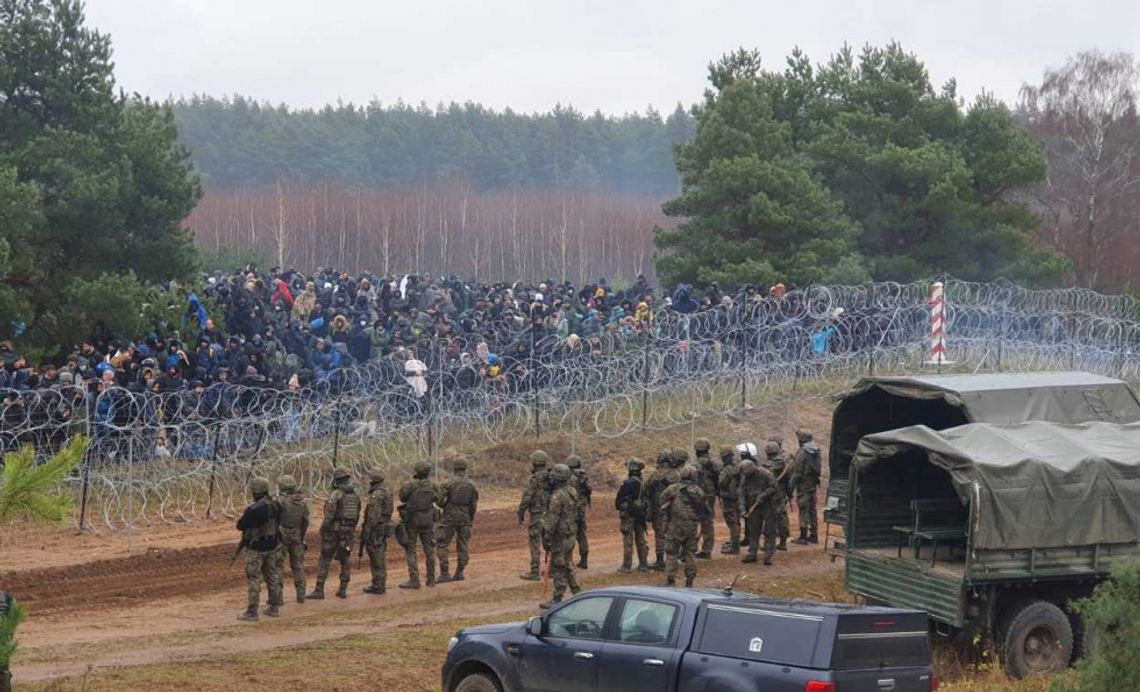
(736, 442), (758, 460)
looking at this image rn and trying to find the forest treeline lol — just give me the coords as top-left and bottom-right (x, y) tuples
(172, 96), (695, 195)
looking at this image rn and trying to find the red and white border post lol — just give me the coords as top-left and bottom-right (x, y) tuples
(925, 281), (952, 368)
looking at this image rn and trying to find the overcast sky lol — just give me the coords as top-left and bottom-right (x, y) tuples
(85, 0), (1140, 115)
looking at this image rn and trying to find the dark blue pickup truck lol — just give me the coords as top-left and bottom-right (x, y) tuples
(442, 586), (937, 692)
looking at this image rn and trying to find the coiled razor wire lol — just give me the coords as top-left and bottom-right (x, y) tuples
(7, 279), (1140, 530)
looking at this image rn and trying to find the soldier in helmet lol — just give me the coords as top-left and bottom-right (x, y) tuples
(307, 468), (360, 600)
(615, 457), (649, 572)
(517, 450), (551, 581)
(790, 429), (822, 544)
(659, 465), (708, 587)
(644, 450), (671, 571)
(739, 458), (781, 566)
(275, 474), (310, 603)
(693, 438), (719, 559)
(566, 455), (591, 569)
(360, 468), (392, 594)
(236, 477), (283, 620)
(540, 464), (581, 609)
(717, 445), (742, 554)
(398, 461), (439, 589)
(763, 441), (792, 551)
(437, 456), (479, 583)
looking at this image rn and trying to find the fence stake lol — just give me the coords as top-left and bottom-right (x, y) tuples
(740, 319), (749, 411)
(332, 394), (342, 469)
(77, 395), (93, 532)
(205, 426), (220, 519)
(641, 329), (650, 428)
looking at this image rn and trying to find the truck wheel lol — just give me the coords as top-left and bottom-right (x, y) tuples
(455, 672), (502, 692)
(999, 600), (1073, 678)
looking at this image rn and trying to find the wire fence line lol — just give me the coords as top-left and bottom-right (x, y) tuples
(9, 278), (1140, 531)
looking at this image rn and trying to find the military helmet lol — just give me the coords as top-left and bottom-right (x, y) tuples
(719, 444), (735, 459)
(249, 477), (270, 495)
(694, 437), (711, 453)
(368, 467), (385, 483)
(277, 474), (297, 490)
(626, 457), (645, 472)
(739, 460), (757, 475)
(656, 449), (670, 465)
(451, 456), (469, 472)
(550, 463), (572, 483)
(796, 428), (813, 443)
(669, 448), (687, 466)
(332, 468), (351, 482)
(413, 461), (432, 478)
(530, 450), (549, 468)
(765, 441), (781, 456)
(736, 442), (758, 460)
(680, 465), (698, 481)
(565, 454), (583, 469)
(767, 434), (784, 447)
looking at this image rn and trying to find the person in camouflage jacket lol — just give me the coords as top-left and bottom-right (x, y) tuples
(717, 445), (742, 554)
(566, 455), (591, 570)
(361, 468), (392, 595)
(739, 459), (782, 566)
(398, 461), (439, 589)
(437, 456), (478, 583)
(540, 464), (581, 609)
(615, 458), (649, 572)
(790, 429), (822, 544)
(308, 468), (360, 600)
(518, 450), (551, 580)
(644, 450), (671, 571)
(693, 438), (719, 559)
(274, 474), (310, 603)
(763, 441), (792, 551)
(236, 477), (283, 620)
(659, 466), (708, 587)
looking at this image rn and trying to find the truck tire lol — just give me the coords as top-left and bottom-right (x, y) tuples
(455, 672), (502, 692)
(999, 600), (1073, 678)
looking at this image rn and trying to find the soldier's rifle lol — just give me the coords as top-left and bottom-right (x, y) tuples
(229, 535), (248, 566)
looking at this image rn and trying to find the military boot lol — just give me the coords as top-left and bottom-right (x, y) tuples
(363, 585), (386, 595)
(662, 577), (676, 587)
(426, 563), (436, 587)
(636, 562), (649, 573)
(263, 604), (280, 617)
(539, 596), (562, 610)
(778, 537), (788, 551)
(237, 609), (258, 622)
(451, 569), (465, 582)
(652, 552), (666, 571)
(763, 556), (773, 566)
(296, 589), (306, 604)
(519, 570), (541, 581)
(696, 551), (712, 560)
(684, 576), (694, 588)
(577, 555), (588, 570)
(741, 554), (758, 564)
(793, 529), (809, 545)
(809, 532), (819, 544)
(335, 585), (348, 599)
(437, 568), (452, 584)
(723, 540), (741, 555)
(618, 563), (632, 574)
(721, 541), (734, 552)
(398, 579), (421, 590)
(306, 583), (325, 600)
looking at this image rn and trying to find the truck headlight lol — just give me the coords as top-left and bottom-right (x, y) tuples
(447, 636), (459, 652)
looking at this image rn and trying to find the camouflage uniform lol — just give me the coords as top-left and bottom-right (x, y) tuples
(361, 468), (393, 594)
(660, 466), (708, 587)
(567, 455), (591, 569)
(399, 461), (439, 588)
(644, 451), (671, 570)
(308, 468), (360, 599)
(274, 475), (310, 603)
(540, 464), (581, 609)
(717, 446), (742, 553)
(517, 451), (551, 580)
(764, 442), (792, 550)
(236, 477), (283, 620)
(0, 591), (16, 692)
(437, 457), (479, 582)
(615, 458), (650, 572)
(790, 429), (822, 543)
(693, 438), (720, 558)
(739, 460), (781, 565)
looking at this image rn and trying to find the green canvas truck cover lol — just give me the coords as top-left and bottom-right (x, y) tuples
(851, 421), (1140, 550)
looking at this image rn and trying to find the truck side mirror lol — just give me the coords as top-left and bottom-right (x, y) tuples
(527, 616), (544, 637)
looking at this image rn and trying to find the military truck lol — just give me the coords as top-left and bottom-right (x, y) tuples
(843, 420), (1140, 677)
(823, 371), (1140, 542)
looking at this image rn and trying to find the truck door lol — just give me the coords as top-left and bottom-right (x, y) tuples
(519, 596), (614, 692)
(598, 598), (681, 692)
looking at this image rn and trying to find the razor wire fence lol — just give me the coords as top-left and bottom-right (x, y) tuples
(8, 278), (1140, 530)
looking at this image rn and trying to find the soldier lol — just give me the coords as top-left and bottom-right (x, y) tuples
(739, 459), (781, 566)
(275, 474), (310, 603)
(644, 450), (671, 571)
(693, 438), (719, 559)
(398, 461), (439, 589)
(566, 455), (591, 569)
(518, 450), (551, 581)
(736, 442), (759, 548)
(659, 466), (708, 587)
(615, 457), (650, 573)
(0, 591), (18, 692)
(361, 467), (392, 595)
(540, 464), (581, 609)
(763, 441), (792, 551)
(717, 445), (742, 554)
(236, 477), (283, 620)
(791, 429), (822, 544)
(437, 456), (479, 583)
(307, 468), (360, 600)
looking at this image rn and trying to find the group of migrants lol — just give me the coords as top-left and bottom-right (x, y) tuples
(234, 427), (820, 617)
(234, 457), (478, 621)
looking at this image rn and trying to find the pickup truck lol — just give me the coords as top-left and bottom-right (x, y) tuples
(441, 586), (936, 692)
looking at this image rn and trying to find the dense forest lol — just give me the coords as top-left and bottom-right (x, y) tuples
(172, 96), (695, 195)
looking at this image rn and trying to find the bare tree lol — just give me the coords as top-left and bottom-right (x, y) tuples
(1022, 51), (1140, 289)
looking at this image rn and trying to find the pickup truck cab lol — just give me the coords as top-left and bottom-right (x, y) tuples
(442, 586), (936, 692)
